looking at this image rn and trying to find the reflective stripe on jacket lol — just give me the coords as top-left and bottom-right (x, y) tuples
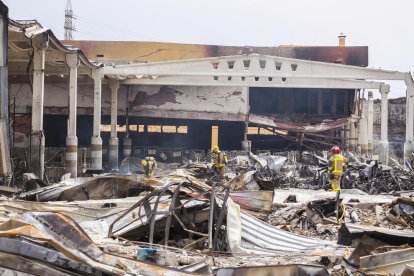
(328, 154), (348, 174)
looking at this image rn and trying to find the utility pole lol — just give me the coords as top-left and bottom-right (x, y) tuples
(64, 0), (76, 40)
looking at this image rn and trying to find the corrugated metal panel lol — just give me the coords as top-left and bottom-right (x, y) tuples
(226, 197), (338, 255)
(240, 212), (338, 253)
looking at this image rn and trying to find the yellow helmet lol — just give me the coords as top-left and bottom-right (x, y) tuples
(212, 146), (219, 153)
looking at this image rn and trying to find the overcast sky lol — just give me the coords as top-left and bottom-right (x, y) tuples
(4, 0), (413, 98)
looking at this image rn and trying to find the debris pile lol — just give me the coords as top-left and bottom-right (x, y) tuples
(0, 150), (413, 275)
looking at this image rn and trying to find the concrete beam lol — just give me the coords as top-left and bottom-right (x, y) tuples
(109, 79), (119, 171)
(65, 53), (79, 178)
(103, 54), (406, 81)
(91, 69), (103, 170)
(120, 75), (383, 89)
(30, 36), (47, 179)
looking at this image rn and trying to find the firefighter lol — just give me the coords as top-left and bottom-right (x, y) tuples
(328, 146), (348, 192)
(211, 146), (227, 177)
(141, 157), (157, 177)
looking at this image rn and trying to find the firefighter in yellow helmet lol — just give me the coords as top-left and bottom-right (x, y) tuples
(211, 146), (227, 177)
(141, 157), (157, 177)
(328, 146), (348, 192)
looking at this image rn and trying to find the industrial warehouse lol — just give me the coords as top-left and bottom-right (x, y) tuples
(0, 0), (414, 275)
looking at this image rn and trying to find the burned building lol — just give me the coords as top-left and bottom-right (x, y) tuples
(1, 1), (414, 180)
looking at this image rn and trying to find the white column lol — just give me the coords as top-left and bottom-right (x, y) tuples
(358, 99), (369, 153)
(30, 37), (47, 179)
(65, 54), (79, 178)
(379, 84), (390, 165)
(91, 69), (103, 170)
(241, 87), (251, 152)
(404, 74), (414, 164)
(123, 86), (132, 158)
(367, 91), (374, 152)
(109, 79), (119, 170)
(349, 120), (356, 151)
(358, 117), (368, 154)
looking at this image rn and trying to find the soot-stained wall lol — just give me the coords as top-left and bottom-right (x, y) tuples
(42, 115), (245, 151)
(249, 87), (354, 115)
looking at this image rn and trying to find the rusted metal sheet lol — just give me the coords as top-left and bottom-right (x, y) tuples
(249, 113), (349, 133)
(229, 191), (273, 212)
(64, 40), (368, 67)
(19, 176), (156, 201)
(0, 212), (201, 275)
(359, 248), (414, 275)
(338, 222), (414, 246)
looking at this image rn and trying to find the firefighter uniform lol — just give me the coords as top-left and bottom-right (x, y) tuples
(141, 157), (157, 177)
(328, 153), (348, 192)
(212, 146), (227, 177)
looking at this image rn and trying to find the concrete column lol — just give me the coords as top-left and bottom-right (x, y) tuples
(109, 79), (119, 170)
(344, 125), (350, 148)
(379, 84), (390, 165)
(344, 91), (349, 114)
(65, 54), (79, 178)
(0, 8), (12, 177)
(241, 87), (251, 152)
(358, 117), (368, 154)
(123, 86), (132, 158)
(404, 74), (414, 164)
(349, 121), (356, 151)
(331, 91), (337, 114)
(30, 37), (47, 179)
(317, 91), (323, 114)
(91, 69), (103, 170)
(367, 91), (374, 152)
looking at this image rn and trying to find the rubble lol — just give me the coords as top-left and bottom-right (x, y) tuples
(0, 150), (413, 275)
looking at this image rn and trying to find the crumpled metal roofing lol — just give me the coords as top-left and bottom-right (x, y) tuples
(226, 197), (339, 255)
(239, 211), (338, 253)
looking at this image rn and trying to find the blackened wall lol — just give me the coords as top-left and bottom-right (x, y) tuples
(249, 87), (354, 116)
(43, 115), (245, 151)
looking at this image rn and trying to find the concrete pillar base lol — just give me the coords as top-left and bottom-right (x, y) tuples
(378, 141), (389, 165)
(109, 137), (119, 171)
(404, 141), (414, 167)
(30, 132), (45, 180)
(123, 137), (132, 158)
(91, 136), (103, 170)
(65, 136), (78, 178)
(368, 143), (373, 153)
(241, 140), (251, 152)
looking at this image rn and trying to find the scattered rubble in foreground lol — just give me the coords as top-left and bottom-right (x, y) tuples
(0, 150), (413, 275)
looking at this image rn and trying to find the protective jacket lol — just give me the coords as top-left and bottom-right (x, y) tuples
(141, 157), (157, 177)
(328, 154), (348, 176)
(213, 151), (227, 168)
